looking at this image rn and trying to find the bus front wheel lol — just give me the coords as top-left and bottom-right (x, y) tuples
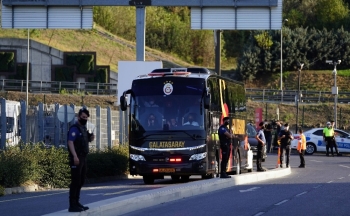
(143, 176), (154, 184)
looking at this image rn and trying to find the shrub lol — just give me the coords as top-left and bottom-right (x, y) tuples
(0, 143), (129, 189)
(0, 185), (4, 196)
(87, 145), (129, 179)
(0, 144), (42, 188)
(37, 146), (70, 188)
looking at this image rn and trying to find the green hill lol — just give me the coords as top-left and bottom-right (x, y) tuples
(0, 25), (193, 73)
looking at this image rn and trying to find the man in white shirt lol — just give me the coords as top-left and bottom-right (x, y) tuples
(183, 113), (199, 126)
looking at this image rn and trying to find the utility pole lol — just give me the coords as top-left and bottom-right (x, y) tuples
(326, 60), (341, 128)
(295, 62), (304, 133)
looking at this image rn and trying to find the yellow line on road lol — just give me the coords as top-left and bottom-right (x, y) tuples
(104, 189), (136, 196)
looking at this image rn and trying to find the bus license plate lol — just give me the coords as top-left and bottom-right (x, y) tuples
(159, 168), (175, 173)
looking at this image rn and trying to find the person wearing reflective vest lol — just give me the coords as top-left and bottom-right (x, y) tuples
(67, 108), (95, 212)
(323, 122), (335, 156)
(297, 128), (306, 168)
(218, 116), (234, 178)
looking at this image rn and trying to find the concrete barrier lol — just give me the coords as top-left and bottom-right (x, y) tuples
(45, 167), (291, 216)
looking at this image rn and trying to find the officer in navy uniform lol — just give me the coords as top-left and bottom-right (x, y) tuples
(67, 108), (95, 212)
(218, 116), (234, 178)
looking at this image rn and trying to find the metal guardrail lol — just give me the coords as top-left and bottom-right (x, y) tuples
(1, 79), (349, 104)
(246, 88), (350, 104)
(0, 79), (117, 95)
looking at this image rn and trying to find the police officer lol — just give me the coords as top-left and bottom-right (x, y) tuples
(67, 108), (95, 212)
(330, 120), (342, 156)
(255, 122), (267, 172)
(323, 122), (335, 157)
(278, 123), (293, 168)
(218, 116), (234, 178)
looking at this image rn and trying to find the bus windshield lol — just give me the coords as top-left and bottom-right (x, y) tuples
(129, 77), (205, 132)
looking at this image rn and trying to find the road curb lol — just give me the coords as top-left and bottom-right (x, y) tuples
(44, 168), (291, 216)
(4, 184), (40, 195)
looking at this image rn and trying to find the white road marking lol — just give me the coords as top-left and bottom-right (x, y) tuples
(296, 192), (307, 197)
(87, 193), (104, 196)
(0, 191), (68, 203)
(313, 185), (322, 189)
(239, 187), (260, 193)
(339, 165), (350, 169)
(104, 189), (136, 196)
(275, 200), (288, 206)
(309, 160), (322, 163)
(254, 212), (265, 216)
(327, 181), (333, 183)
(338, 177), (344, 179)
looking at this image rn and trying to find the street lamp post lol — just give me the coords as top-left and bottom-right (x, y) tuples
(280, 19), (288, 103)
(295, 62), (304, 133)
(327, 60), (341, 128)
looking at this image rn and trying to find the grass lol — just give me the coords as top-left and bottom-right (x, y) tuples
(0, 25), (197, 73)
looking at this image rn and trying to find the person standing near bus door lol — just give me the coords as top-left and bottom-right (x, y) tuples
(297, 128), (306, 168)
(255, 122), (267, 172)
(67, 108), (95, 212)
(218, 116), (233, 178)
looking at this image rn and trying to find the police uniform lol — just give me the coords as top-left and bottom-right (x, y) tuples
(323, 125), (335, 156)
(218, 117), (232, 178)
(68, 123), (90, 212)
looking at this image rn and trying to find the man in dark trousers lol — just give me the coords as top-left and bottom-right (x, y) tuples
(255, 122), (267, 172)
(218, 116), (234, 178)
(278, 123), (293, 168)
(67, 108), (95, 212)
(330, 120), (342, 156)
(264, 119), (273, 153)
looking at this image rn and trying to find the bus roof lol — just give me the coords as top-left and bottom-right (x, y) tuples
(135, 67), (215, 79)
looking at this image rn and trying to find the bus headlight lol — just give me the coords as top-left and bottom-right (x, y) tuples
(189, 152), (207, 161)
(130, 154), (146, 161)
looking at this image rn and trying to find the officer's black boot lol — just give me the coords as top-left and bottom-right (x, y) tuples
(69, 199), (84, 212)
(77, 198), (89, 210)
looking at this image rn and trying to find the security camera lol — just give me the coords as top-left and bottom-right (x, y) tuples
(337, 60), (341, 64)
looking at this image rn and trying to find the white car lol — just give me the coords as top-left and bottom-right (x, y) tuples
(291, 128), (350, 155)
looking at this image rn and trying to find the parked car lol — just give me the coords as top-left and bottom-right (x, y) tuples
(290, 128), (350, 155)
(246, 123), (267, 161)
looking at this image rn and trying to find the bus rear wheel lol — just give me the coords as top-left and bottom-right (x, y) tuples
(143, 176), (154, 184)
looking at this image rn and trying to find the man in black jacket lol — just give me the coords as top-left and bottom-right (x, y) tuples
(278, 123), (293, 168)
(67, 108), (95, 212)
(218, 116), (234, 178)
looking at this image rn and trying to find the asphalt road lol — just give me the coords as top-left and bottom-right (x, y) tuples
(0, 174), (204, 215)
(124, 153), (350, 216)
(0, 151), (348, 216)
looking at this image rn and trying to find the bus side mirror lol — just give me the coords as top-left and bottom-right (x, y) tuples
(204, 94), (211, 109)
(120, 95), (127, 111)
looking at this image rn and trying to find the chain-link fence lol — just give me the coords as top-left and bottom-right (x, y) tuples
(0, 99), (126, 150)
(248, 102), (350, 133)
